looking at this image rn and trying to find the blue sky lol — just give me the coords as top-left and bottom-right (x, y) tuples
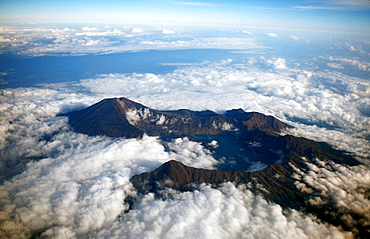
(1, 0), (370, 33)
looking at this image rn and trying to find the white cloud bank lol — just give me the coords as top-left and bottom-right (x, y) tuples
(78, 58), (370, 159)
(0, 55), (369, 238)
(0, 26), (265, 56)
(291, 158), (370, 235)
(324, 56), (370, 71)
(161, 29), (176, 34)
(95, 183), (349, 239)
(0, 86), (355, 239)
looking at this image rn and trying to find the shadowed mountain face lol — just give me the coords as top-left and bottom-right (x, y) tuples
(131, 158), (368, 238)
(224, 109), (292, 134)
(130, 159), (305, 208)
(64, 97), (366, 237)
(64, 97), (291, 138)
(65, 97), (238, 138)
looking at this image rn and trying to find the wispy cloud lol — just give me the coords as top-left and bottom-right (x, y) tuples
(175, 1), (222, 7)
(294, 0), (370, 11)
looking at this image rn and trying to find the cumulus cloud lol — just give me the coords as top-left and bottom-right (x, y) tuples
(161, 29), (176, 34)
(166, 137), (218, 169)
(1, 86), (346, 238)
(267, 58), (287, 69)
(291, 158), (370, 234)
(327, 62), (344, 69)
(0, 87), (225, 238)
(95, 183), (349, 239)
(77, 58), (370, 159)
(291, 36), (299, 41)
(0, 135), (172, 238)
(131, 27), (144, 34)
(323, 55), (370, 71)
(0, 42), (369, 238)
(81, 27), (98, 31)
(267, 33), (278, 38)
(346, 44), (369, 55)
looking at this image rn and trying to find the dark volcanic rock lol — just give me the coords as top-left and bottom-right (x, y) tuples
(64, 97), (241, 138)
(64, 98), (144, 138)
(131, 159), (310, 209)
(131, 159), (367, 238)
(224, 109), (292, 134)
(64, 97), (297, 139)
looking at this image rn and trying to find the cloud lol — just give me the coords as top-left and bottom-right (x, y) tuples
(0, 88), (223, 237)
(242, 30), (253, 35)
(75, 29), (124, 36)
(161, 29), (176, 34)
(291, 36), (299, 41)
(0, 26), (265, 56)
(131, 27), (144, 34)
(0, 47), (369, 238)
(95, 183), (349, 239)
(267, 58), (287, 69)
(293, 0), (370, 11)
(0, 151), (352, 239)
(175, 1), (222, 7)
(325, 56), (370, 71)
(138, 38), (265, 51)
(166, 137), (218, 169)
(267, 33), (278, 38)
(77, 58), (370, 159)
(346, 44), (369, 56)
(81, 27), (98, 31)
(327, 62), (345, 69)
(0, 135), (171, 237)
(291, 158), (370, 233)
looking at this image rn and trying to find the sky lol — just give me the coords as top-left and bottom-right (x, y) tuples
(1, 0), (370, 32)
(0, 0), (370, 238)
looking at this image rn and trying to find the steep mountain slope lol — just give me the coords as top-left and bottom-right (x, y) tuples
(131, 159), (368, 238)
(224, 108), (292, 134)
(64, 98), (144, 138)
(64, 97), (239, 137)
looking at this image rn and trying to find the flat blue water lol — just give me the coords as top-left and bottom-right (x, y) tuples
(0, 49), (247, 89)
(192, 134), (282, 172)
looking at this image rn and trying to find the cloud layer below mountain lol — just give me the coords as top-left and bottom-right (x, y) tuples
(78, 58), (370, 159)
(0, 26), (265, 56)
(0, 52), (369, 238)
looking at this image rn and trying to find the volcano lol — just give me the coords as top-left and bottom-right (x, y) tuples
(64, 97), (367, 238)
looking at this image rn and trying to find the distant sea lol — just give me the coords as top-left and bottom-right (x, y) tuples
(0, 49), (247, 89)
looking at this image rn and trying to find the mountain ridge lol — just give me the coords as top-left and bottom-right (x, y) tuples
(63, 96), (366, 237)
(130, 158), (368, 238)
(64, 97), (291, 138)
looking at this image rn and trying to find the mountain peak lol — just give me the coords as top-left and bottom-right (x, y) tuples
(64, 97), (292, 138)
(130, 156), (365, 237)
